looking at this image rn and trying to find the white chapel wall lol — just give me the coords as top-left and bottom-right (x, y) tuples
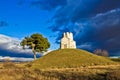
(60, 32), (76, 49)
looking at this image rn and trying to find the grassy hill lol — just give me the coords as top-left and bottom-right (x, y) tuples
(0, 49), (119, 80)
(31, 49), (117, 69)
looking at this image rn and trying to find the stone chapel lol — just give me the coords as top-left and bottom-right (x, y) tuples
(60, 32), (76, 49)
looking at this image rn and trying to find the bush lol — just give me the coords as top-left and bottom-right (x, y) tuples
(25, 63), (32, 67)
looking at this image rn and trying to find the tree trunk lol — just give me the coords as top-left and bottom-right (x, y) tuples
(33, 50), (36, 60)
(23, 45), (25, 49)
(32, 43), (36, 60)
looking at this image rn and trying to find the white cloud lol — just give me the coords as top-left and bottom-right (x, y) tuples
(77, 43), (93, 50)
(0, 34), (32, 53)
(110, 56), (120, 58)
(0, 56), (34, 62)
(0, 34), (54, 61)
(42, 50), (53, 56)
(93, 9), (120, 19)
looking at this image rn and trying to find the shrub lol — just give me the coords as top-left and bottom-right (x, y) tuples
(25, 63), (32, 67)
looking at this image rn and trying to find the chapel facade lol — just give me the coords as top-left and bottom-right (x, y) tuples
(60, 32), (76, 49)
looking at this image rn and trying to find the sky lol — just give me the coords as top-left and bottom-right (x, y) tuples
(0, 0), (120, 61)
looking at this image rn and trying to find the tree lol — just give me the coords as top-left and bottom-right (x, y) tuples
(20, 39), (27, 49)
(102, 50), (109, 57)
(21, 33), (50, 60)
(94, 49), (109, 57)
(94, 49), (102, 56)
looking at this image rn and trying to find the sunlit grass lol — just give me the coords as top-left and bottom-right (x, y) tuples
(31, 49), (117, 69)
(0, 61), (119, 80)
(0, 49), (119, 80)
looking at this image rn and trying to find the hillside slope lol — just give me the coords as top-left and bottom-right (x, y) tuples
(32, 49), (117, 69)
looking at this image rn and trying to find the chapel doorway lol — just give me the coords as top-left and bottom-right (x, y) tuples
(64, 44), (67, 48)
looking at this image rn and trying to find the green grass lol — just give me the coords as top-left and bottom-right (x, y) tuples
(111, 58), (120, 63)
(31, 49), (117, 69)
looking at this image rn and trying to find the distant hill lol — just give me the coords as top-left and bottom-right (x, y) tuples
(31, 49), (117, 69)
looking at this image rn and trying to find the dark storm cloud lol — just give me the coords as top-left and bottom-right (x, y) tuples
(48, 0), (120, 35)
(0, 21), (8, 27)
(75, 9), (120, 55)
(0, 48), (40, 62)
(94, 0), (120, 14)
(0, 48), (33, 58)
(32, 0), (120, 22)
(32, 0), (120, 55)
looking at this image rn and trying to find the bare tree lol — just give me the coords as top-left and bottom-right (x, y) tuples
(94, 49), (109, 57)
